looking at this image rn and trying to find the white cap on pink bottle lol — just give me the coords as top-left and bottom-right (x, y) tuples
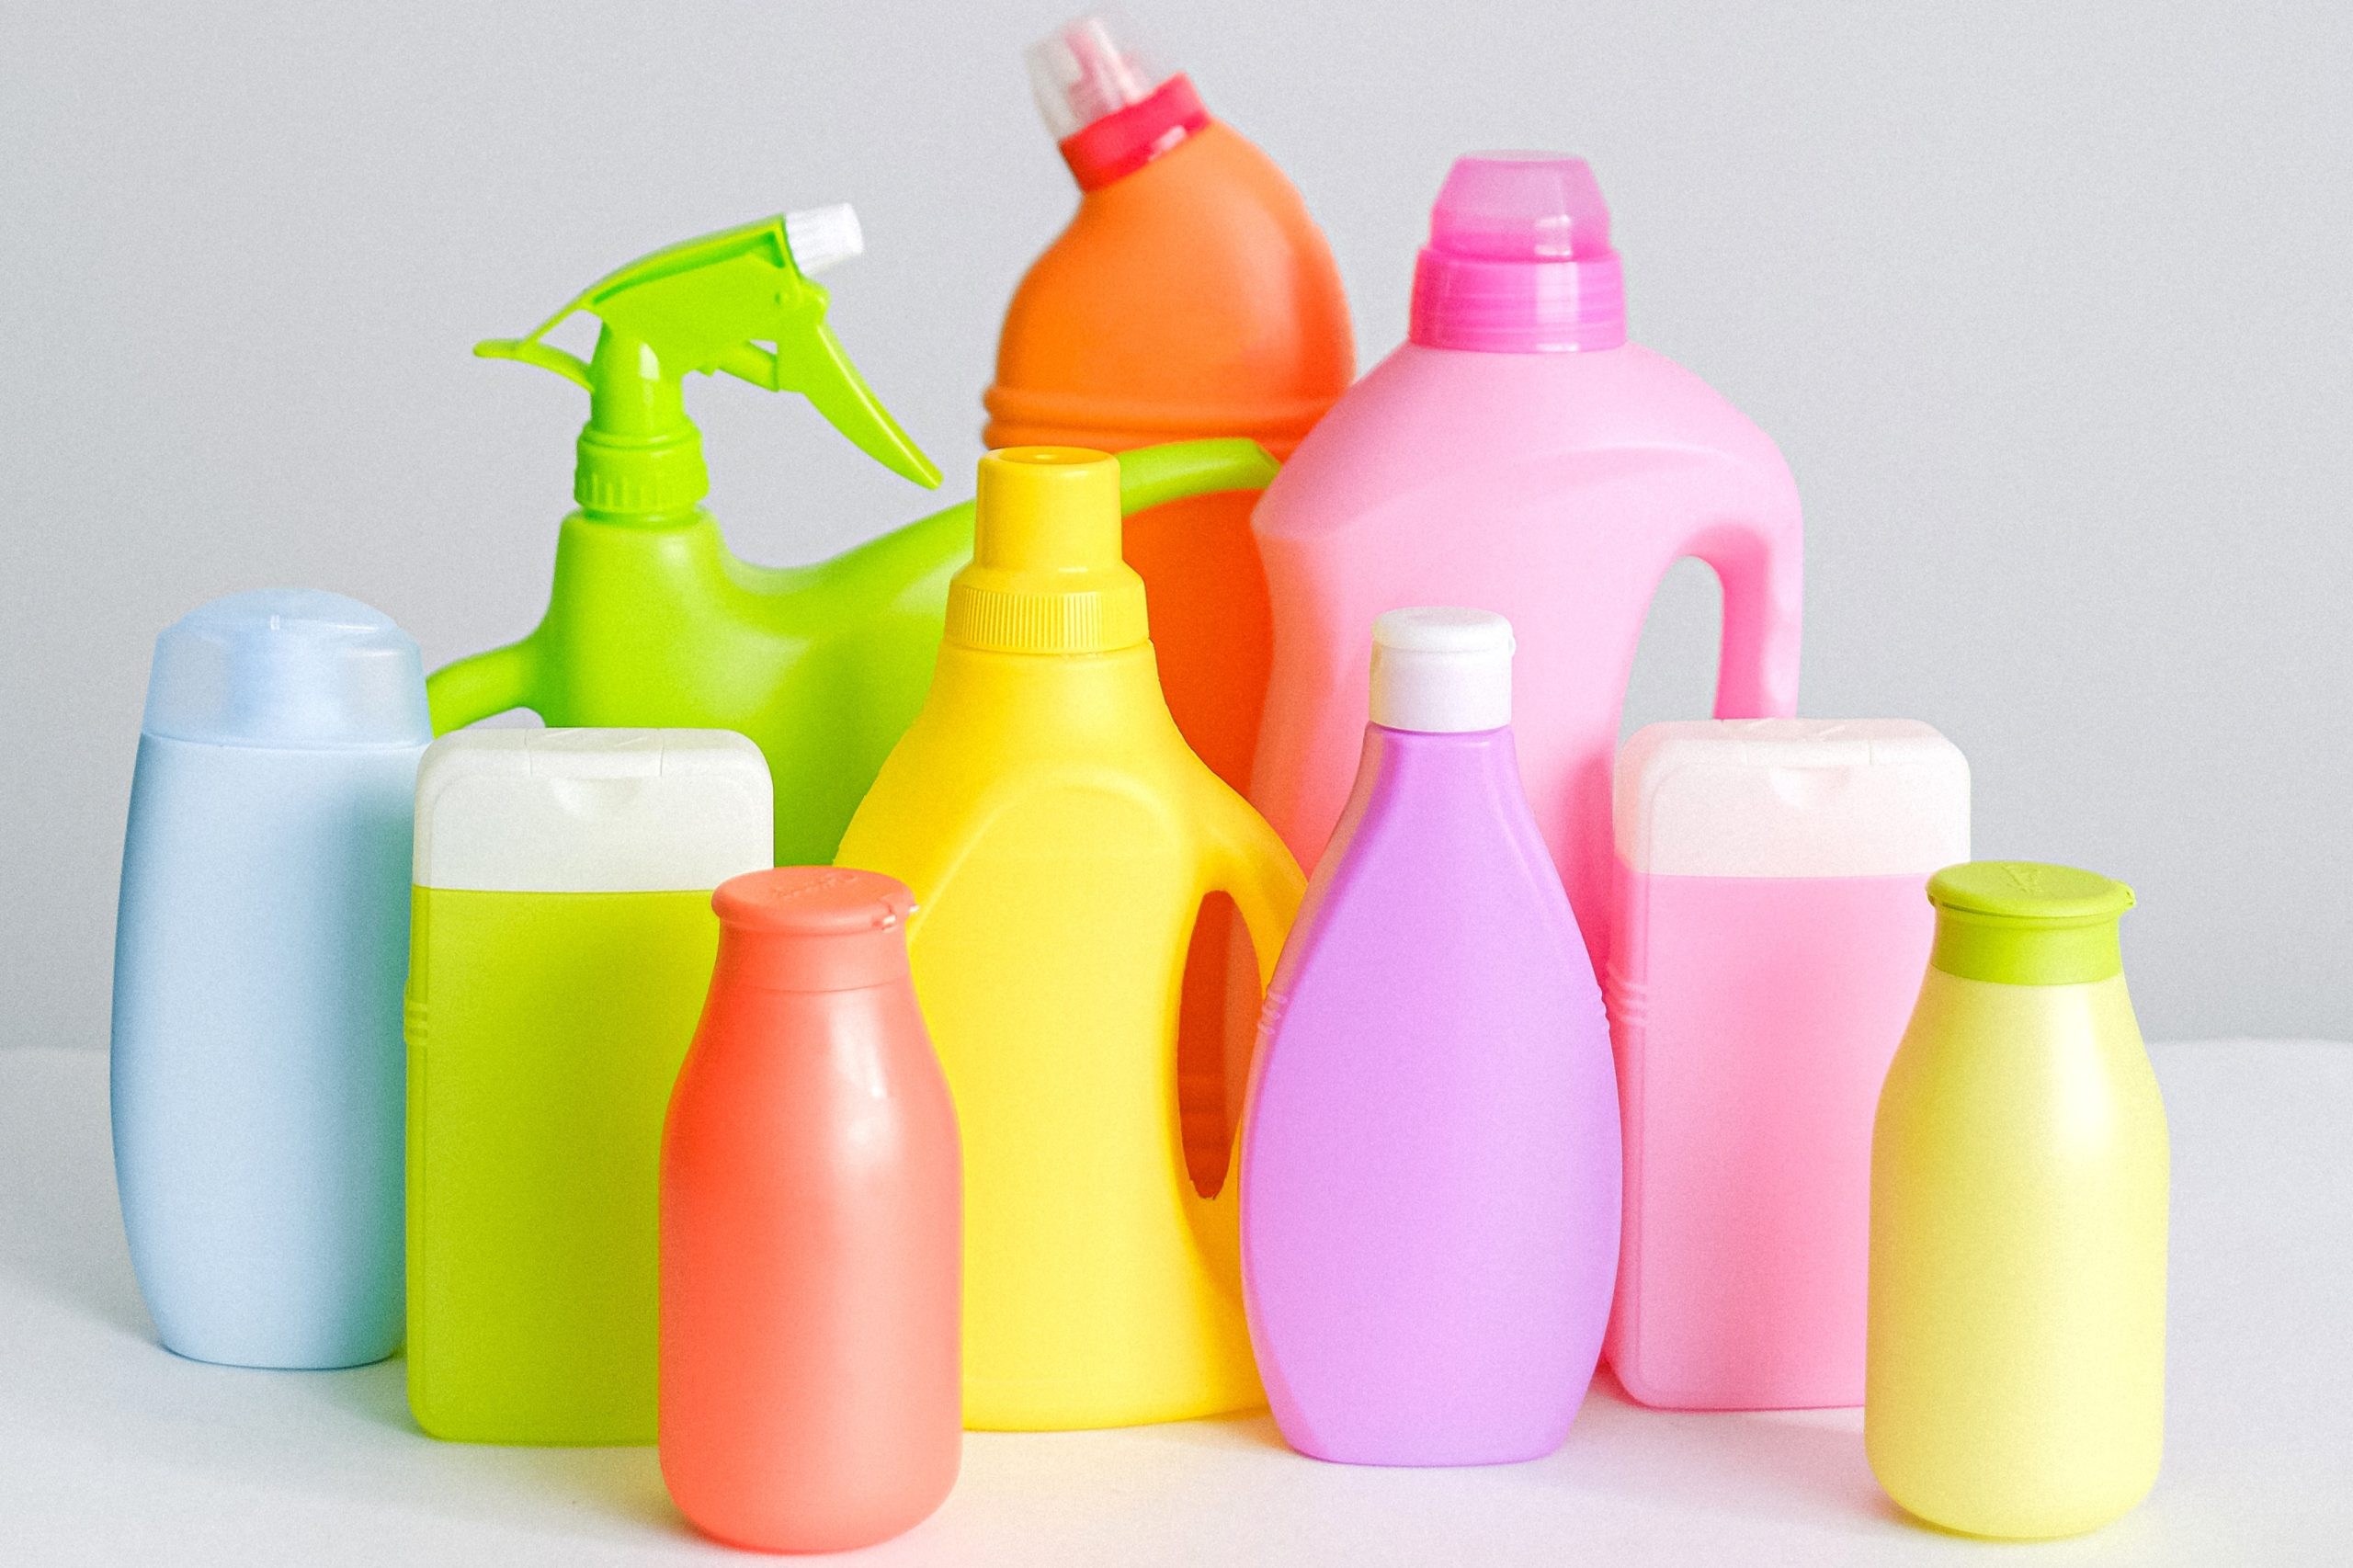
(1369, 608), (1516, 733)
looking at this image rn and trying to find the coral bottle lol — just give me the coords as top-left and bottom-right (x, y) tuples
(1241, 609), (1620, 1465)
(989, 13), (1355, 1182)
(1250, 153), (1802, 983)
(836, 448), (1304, 1430)
(660, 867), (961, 1552)
(1868, 862), (2166, 1539)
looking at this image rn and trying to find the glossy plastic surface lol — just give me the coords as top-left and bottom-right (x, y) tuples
(1242, 722), (1619, 1464)
(404, 732), (772, 1444)
(1869, 957), (2167, 1537)
(989, 94), (1351, 1187)
(113, 734), (422, 1369)
(1251, 335), (1802, 984)
(660, 869), (960, 1551)
(431, 439), (1275, 868)
(835, 453), (1303, 1430)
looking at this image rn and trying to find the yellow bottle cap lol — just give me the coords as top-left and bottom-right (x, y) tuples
(945, 448), (1149, 654)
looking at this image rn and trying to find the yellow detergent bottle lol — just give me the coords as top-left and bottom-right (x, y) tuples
(835, 447), (1303, 1430)
(1867, 861), (2167, 1539)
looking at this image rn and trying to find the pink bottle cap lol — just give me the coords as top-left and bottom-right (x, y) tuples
(1409, 153), (1626, 353)
(1028, 13), (1211, 191)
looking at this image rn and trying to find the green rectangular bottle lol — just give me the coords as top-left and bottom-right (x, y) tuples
(404, 728), (772, 1443)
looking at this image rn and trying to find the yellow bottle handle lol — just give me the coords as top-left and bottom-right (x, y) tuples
(1182, 787), (1305, 1253)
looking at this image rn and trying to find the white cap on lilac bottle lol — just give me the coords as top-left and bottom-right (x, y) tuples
(1369, 608), (1515, 733)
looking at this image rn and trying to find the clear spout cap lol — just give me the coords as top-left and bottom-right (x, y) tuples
(1027, 12), (1169, 140)
(142, 589), (432, 750)
(1429, 153), (1614, 261)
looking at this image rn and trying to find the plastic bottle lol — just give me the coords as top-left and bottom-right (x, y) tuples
(1608, 720), (1970, 1411)
(436, 207), (1278, 867)
(835, 447), (1304, 1430)
(1239, 608), (1619, 1465)
(1868, 862), (2166, 1538)
(1250, 153), (1803, 983)
(111, 590), (429, 1369)
(661, 867), (960, 1551)
(990, 14), (1355, 1182)
(404, 728), (772, 1443)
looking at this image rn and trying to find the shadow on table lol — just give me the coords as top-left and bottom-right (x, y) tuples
(1553, 1366), (1904, 1529)
(298, 1355), (693, 1540)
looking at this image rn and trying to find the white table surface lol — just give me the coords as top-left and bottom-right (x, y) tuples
(5, 1040), (2349, 1565)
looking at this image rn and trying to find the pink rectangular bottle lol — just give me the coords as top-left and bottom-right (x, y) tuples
(1608, 720), (1968, 1410)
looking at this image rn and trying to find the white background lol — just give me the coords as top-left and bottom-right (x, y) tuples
(6, 0), (2350, 1050)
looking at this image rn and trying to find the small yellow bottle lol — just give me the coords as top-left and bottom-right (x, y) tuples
(1867, 861), (2166, 1538)
(836, 447), (1303, 1430)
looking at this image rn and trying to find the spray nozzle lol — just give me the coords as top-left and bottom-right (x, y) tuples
(477, 207), (940, 521)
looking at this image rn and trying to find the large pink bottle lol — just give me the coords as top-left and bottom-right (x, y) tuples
(1240, 609), (1620, 1465)
(1250, 153), (1803, 976)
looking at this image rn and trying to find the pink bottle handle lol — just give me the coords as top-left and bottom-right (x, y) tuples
(1689, 520), (1804, 719)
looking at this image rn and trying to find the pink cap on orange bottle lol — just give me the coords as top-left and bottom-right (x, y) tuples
(1027, 13), (1211, 190)
(1409, 153), (1627, 354)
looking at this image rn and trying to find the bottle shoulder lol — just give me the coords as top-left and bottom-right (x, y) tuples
(1256, 341), (1794, 538)
(842, 731), (1217, 881)
(1880, 971), (2164, 1141)
(991, 125), (1354, 416)
(1282, 769), (1583, 976)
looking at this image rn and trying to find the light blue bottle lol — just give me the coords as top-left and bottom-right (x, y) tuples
(111, 589), (430, 1368)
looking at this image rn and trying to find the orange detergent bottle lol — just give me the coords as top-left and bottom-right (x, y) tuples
(987, 13), (1354, 1186)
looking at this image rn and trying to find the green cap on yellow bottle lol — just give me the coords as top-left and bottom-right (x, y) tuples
(1927, 861), (2135, 986)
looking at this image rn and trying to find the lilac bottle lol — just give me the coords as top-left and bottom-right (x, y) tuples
(1239, 608), (1620, 1465)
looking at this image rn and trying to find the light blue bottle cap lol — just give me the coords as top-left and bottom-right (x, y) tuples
(142, 589), (433, 749)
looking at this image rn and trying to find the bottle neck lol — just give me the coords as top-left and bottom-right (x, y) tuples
(1351, 722), (1530, 823)
(708, 926), (915, 995)
(1059, 73), (1211, 191)
(575, 328), (710, 523)
(1408, 248), (1626, 353)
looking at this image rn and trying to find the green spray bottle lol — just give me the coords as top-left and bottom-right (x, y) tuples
(434, 208), (1279, 865)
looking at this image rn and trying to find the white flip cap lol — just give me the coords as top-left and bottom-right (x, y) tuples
(414, 728), (774, 893)
(1369, 607), (1515, 733)
(1614, 719), (1970, 878)
(783, 204), (863, 278)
